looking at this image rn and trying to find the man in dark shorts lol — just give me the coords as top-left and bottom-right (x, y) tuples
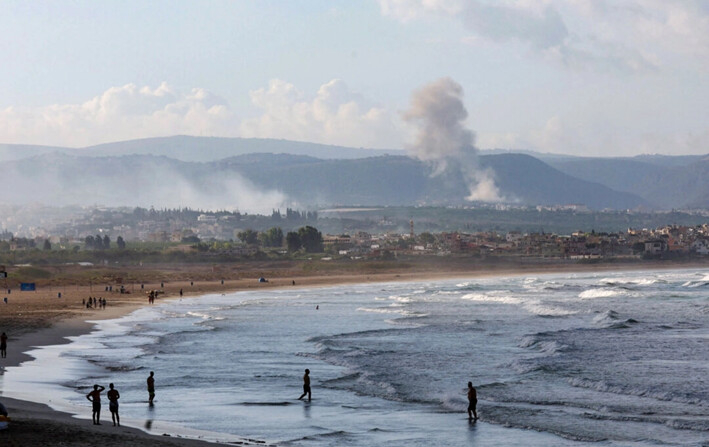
(0, 332), (7, 358)
(86, 384), (105, 425)
(298, 369), (311, 401)
(467, 381), (478, 421)
(147, 371), (155, 405)
(107, 383), (120, 426)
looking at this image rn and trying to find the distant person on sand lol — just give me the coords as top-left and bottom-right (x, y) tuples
(298, 369), (311, 401)
(1, 332), (7, 358)
(86, 384), (105, 425)
(107, 383), (120, 426)
(467, 382), (478, 421)
(147, 371), (155, 405)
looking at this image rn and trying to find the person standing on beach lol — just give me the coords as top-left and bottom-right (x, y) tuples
(0, 332), (7, 358)
(86, 384), (105, 425)
(467, 382), (478, 421)
(147, 371), (155, 405)
(107, 383), (120, 426)
(298, 369), (311, 401)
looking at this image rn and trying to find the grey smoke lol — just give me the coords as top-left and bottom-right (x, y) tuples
(402, 77), (502, 202)
(0, 153), (289, 214)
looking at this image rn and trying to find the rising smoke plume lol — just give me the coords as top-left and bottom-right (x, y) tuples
(402, 78), (502, 202)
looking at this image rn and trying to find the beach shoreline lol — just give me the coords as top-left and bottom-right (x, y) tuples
(1, 259), (707, 445)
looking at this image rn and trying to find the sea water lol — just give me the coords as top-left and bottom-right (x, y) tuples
(2, 268), (709, 446)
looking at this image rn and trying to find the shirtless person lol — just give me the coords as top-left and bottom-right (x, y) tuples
(298, 369), (311, 401)
(467, 381), (478, 421)
(86, 384), (106, 425)
(107, 383), (120, 426)
(147, 371), (155, 405)
(0, 332), (7, 358)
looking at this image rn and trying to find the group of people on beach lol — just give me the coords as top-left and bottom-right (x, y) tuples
(86, 383), (120, 426)
(83, 297), (107, 309)
(85, 371), (156, 427)
(83, 368), (477, 428)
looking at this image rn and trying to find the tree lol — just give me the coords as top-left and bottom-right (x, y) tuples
(103, 235), (110, 249)
(237, 229), (259, 245)
(85, 235), (95, 249)
(43, 239), (51, 251)
(298, 226), (323, 253)
(260, 227), (284, 248)
(116, 236), (126, 249)
(95, 234), (103, 249)
(419, 232), (435, 245)
(286, 231), (301, 252)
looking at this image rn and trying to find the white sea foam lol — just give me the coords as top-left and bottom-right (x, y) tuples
(525, 304), (577, 317)
(461, 293), (522, 305)
(357, 307), (406, 315)
(579, 289), (622, 299)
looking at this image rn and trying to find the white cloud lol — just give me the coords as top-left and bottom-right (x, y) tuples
(0, 80), (403, 149)
(378, 0), (709, 72)
(0, 83), (234, 147)
(240, 79), (401, 149)
(378, 0), (464, 21)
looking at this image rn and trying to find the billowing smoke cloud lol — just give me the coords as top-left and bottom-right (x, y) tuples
(402, 78), (502, 202)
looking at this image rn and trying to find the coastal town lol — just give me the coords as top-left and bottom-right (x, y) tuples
(2, 205), (709, 262)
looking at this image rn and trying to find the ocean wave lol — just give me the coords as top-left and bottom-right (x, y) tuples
(525, 304), (577, 317)
(461, 293), (522, 305)
(579, 288), (627, 299)
(456, 281), (483, 289)
(591, 310), (639, 329)
(285, 430), (353, 444)
(600, 277), (663, 287)
(356, 306), (405, 314)
(681, 280), (709, 288)
(519, 336), (571, 355)
(568, 377), (708, 406)
(439, 392), (468, 412)
(186, 311), (225, 321)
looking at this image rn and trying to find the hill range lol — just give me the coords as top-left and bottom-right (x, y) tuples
(1, 135), (706, 211)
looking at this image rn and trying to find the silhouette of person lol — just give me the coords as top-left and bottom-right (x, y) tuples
(467, 382), (478, 421)
(107, 383), (120, 426)
(298, 369), (311, 401)
(147, 371), (155, 405)
(86, 384), (105, 425)
(0, 332), (7, 358)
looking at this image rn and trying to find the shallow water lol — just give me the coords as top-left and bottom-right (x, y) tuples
(2, 268), (709, 446)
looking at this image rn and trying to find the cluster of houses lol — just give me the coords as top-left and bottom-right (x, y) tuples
(323, 224), (709, 259)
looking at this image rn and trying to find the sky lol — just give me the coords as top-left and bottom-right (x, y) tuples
(0, 0), (707, 157)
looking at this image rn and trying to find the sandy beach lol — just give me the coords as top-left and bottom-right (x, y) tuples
(1, 258), (706, 445)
